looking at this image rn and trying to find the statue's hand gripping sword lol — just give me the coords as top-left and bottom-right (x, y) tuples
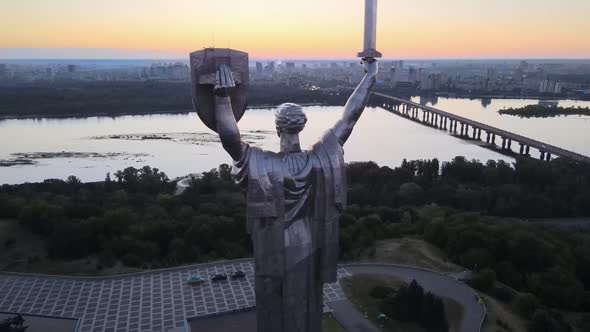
(357, 0), (382, 62)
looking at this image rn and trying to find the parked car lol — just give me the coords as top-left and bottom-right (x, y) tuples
(230, 270), (246, 279)
(211, 273), (228, 282)
(185, 275), (205, 285)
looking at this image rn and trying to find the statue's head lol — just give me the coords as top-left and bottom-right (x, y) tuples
(274, 103), (307, 137)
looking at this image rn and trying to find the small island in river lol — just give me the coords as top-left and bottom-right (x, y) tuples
(499, 104), (590, 118)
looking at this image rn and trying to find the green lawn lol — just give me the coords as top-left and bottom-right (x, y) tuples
(322, 313), (346, 332)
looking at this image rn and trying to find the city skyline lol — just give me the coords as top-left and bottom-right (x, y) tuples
(2, 0), (590, 59)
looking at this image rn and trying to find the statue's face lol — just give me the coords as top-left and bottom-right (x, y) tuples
(275, 103), (307, 137)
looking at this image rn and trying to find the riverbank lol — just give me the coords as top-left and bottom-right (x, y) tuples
(428, 92), (586, 100)
(498, 105), (590, 118)
(0, 109), (192, 121)
(0, 103), (331, 121)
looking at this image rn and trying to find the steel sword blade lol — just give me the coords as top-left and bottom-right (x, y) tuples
(358, 0), (382, 59)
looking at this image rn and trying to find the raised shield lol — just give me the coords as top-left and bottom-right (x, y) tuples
(190, 48), (249, 132)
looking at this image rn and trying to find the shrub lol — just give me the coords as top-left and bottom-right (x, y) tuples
(370, 285), (395, 299)
(4, 237), (16, 248)
(121, 253), (142, 267)
(515, 293), (539, 319)
(528, 309), (572, 332)
(467, 268), (496, 292)
(490, 285), (515, 303)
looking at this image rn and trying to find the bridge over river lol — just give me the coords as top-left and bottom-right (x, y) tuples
(370, 93), (590, 164)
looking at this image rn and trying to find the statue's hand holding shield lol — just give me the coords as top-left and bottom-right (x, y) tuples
(213, 64), (237, 97)
(190, 48), (249, 132)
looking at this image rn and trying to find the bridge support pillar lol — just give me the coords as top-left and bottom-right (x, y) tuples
(540, 151), (546, 160)
(525, 146), (530, 155)
(486, 132), (490, 143)
(460, 123), (465, 136)
(519, 144), (524, 155)
(501, 138), (506, 149)
(546, 153), (552, 161)
(507, 140), (512, 150)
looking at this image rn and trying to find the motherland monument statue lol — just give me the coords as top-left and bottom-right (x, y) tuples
(190, 1), (381, 331)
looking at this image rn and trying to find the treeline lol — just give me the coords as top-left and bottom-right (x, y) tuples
(499, 105), (590, 118)
(0, 165), (251, 268)
(0, 81), (350, 118)
(373, 280), (449, 332)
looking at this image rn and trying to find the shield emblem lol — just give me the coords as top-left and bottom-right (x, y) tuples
(190, 48), (249, 132)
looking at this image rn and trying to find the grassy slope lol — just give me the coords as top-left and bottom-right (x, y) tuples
(322, 313), (346, 332)
(357, 237), (463, 273)
(481, 294), (527, 332)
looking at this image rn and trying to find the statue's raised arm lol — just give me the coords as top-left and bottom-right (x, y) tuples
(332, 59), (378, 145)
(214, 64), (246, 161)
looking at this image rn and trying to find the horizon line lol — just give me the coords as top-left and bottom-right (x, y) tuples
(3, 57), (590, 61)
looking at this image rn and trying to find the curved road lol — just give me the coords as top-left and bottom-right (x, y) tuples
(337, 264), (485, 332)
(0, 260), (484, 332)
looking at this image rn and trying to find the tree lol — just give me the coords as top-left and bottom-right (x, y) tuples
(515, 293), (539, 319)
(399, 182), (424, 206)
(420, 292), (449, 332)
(66, 175), (82, 187)
(467, 268), (496, 292)
(529, 309), (572, 332)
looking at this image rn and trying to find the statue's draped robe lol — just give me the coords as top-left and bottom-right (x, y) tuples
(233, 130), (346, 332)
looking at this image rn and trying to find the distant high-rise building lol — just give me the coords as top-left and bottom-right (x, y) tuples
(256, 62), (263, 75)
(487, 68), (497, 80)
(264, 61), (275, 76)
(46, 67), (54, 81)
(408, 67), (417, 83)
(0, 64), (6, 79)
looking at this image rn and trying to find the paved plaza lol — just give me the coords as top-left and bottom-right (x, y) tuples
(0, 259), (350, 332)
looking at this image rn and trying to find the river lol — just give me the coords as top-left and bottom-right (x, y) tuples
(1, 97), (589, 185)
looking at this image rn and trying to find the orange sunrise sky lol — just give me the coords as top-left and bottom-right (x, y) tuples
(1, 0), (589, 59)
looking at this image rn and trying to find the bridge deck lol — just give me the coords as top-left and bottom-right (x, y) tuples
(372, 93), (590, 163)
